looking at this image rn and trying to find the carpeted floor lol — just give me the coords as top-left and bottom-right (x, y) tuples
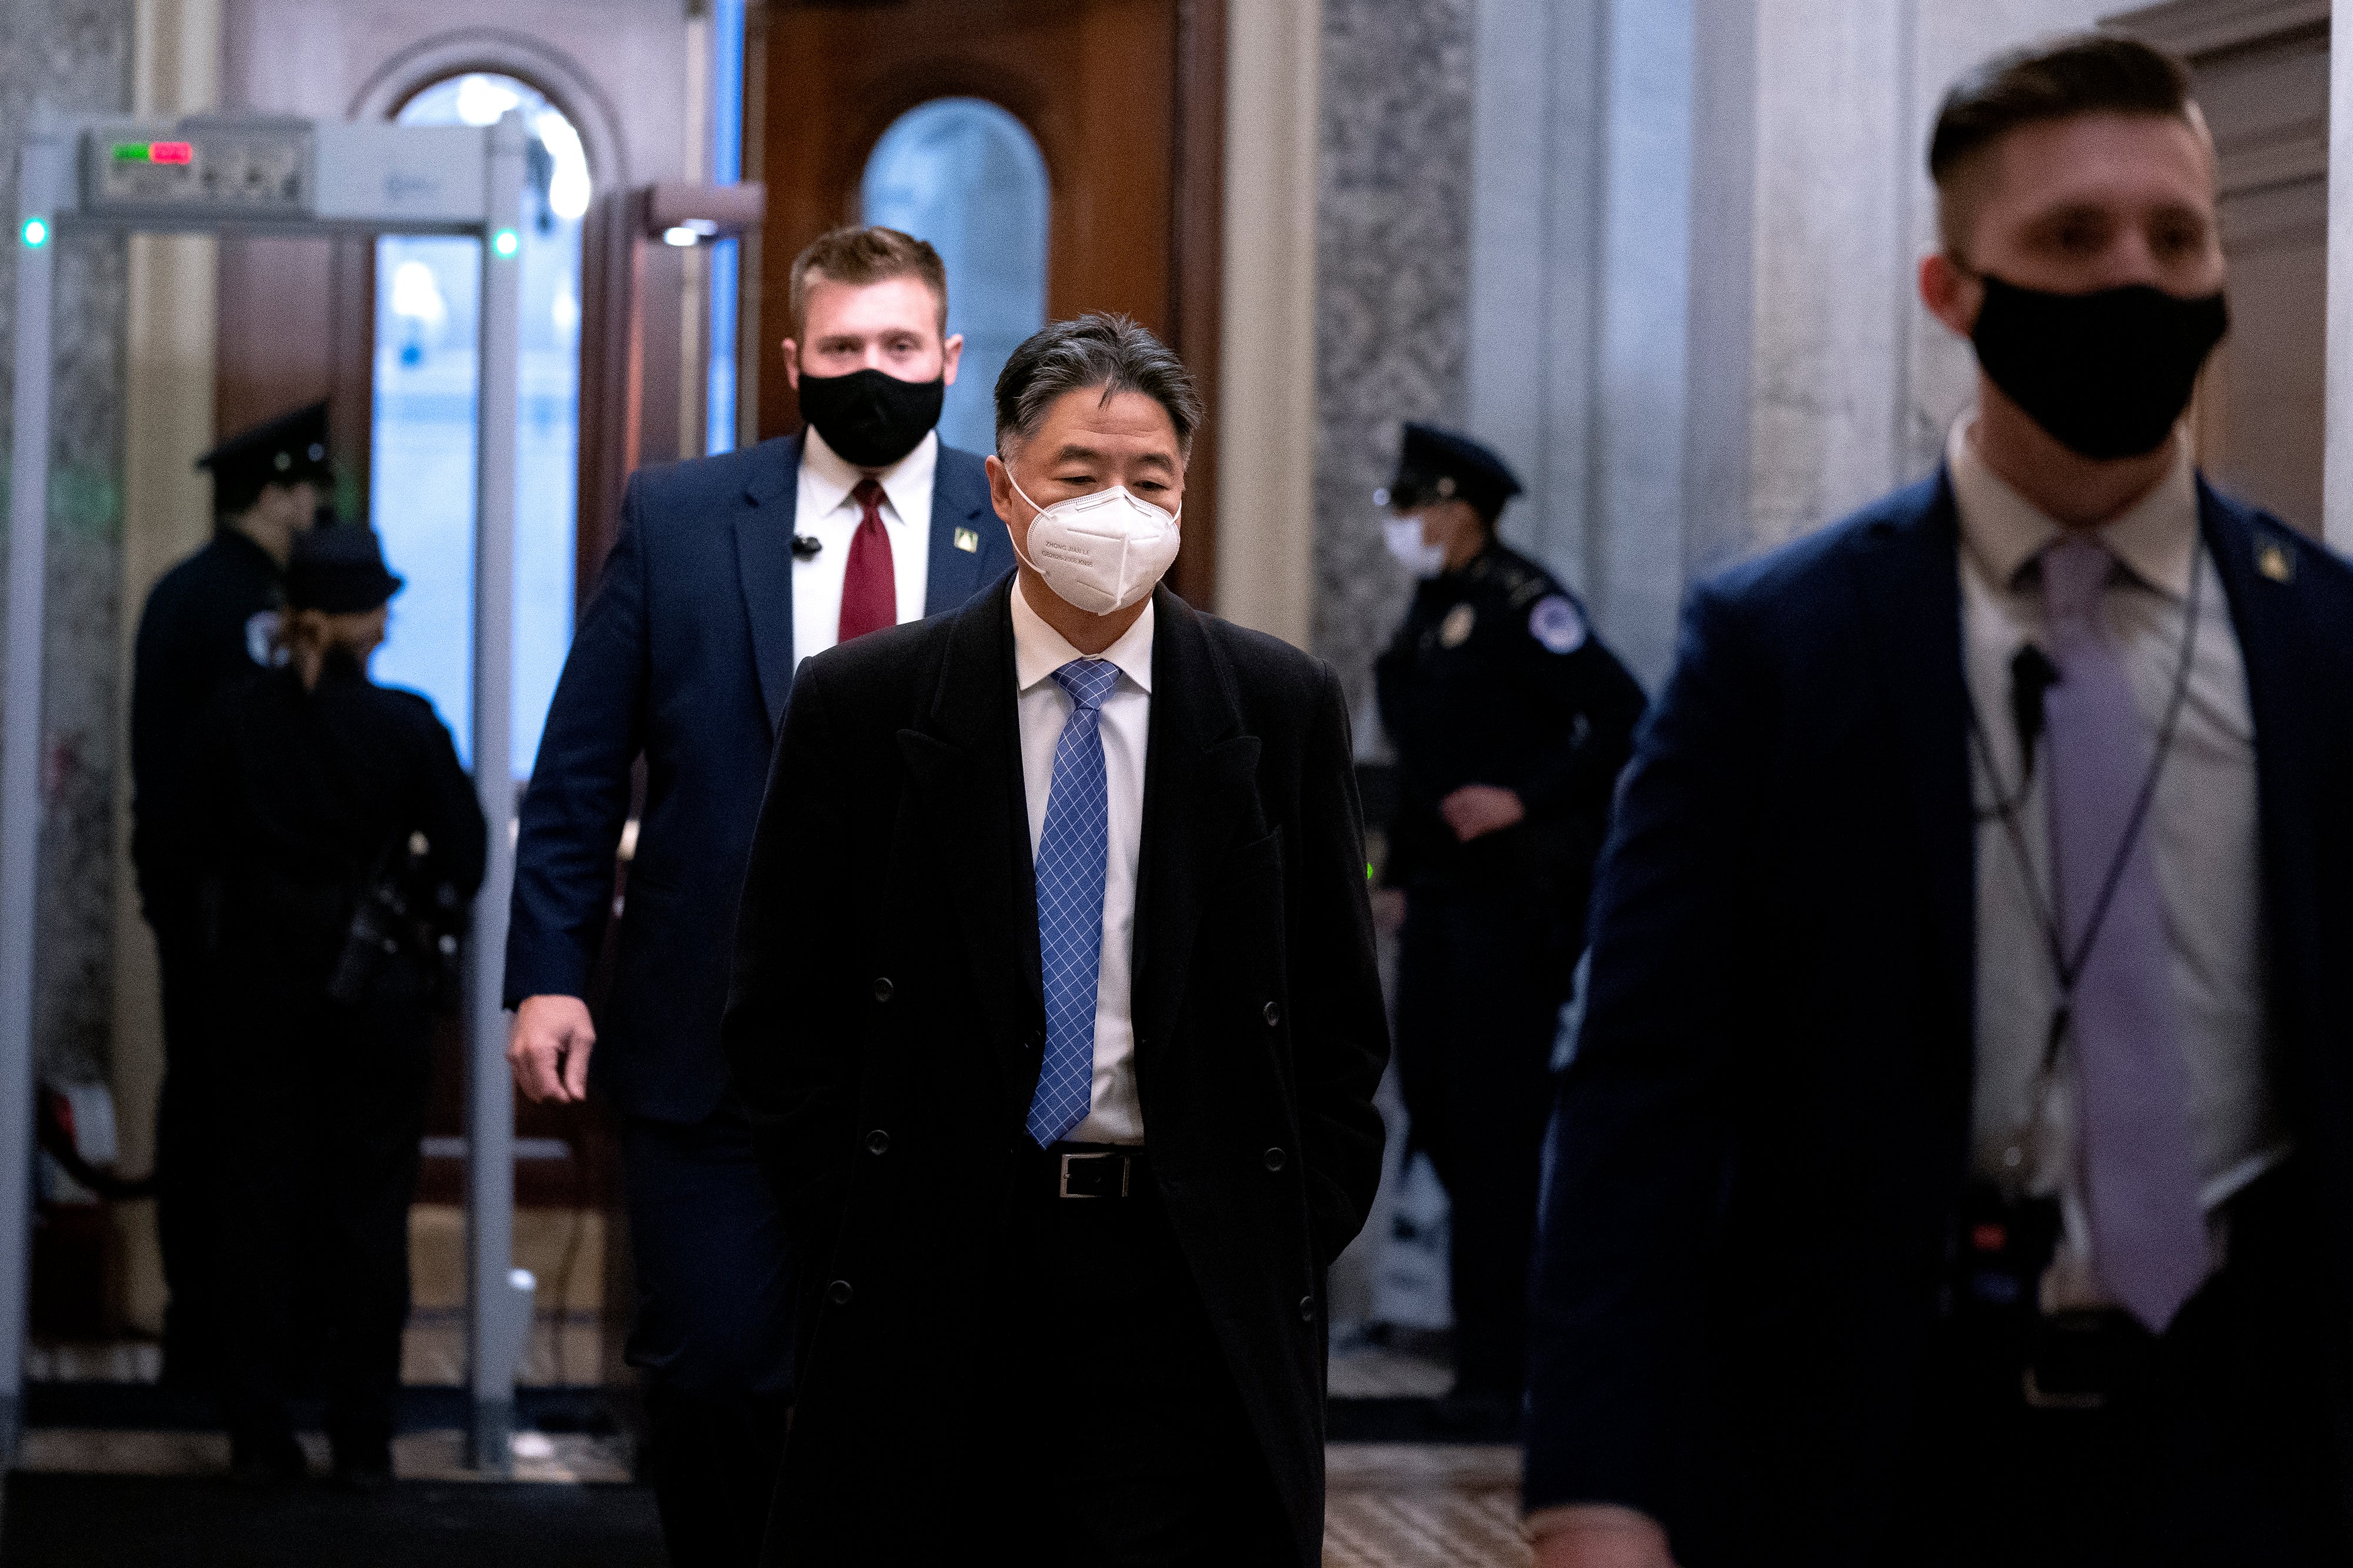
(0, 1473), (667, 1568)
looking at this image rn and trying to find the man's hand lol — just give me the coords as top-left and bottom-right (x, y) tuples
(509, 994), (595, 1104)
(1440, 783), (1527, 842)
(1529, 1505), (1681, 1568)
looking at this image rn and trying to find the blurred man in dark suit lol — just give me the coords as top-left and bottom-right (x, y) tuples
(504, 227), (1013, 1565)
(724, 314), (1389, 1566)
(1526, 36), (2353, 1568)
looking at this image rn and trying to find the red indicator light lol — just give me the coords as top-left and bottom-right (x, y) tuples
(149, 142), (194, 165)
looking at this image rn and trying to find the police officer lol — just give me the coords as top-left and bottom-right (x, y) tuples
(129, 402), (330, 1383)
(189, 525), (484, 1485)
(1371, 423), (1645, 1423)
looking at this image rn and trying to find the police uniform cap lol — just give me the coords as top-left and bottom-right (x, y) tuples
(288, 525), (404, 614)
(196, 402), (334, 497)
(1377, 422), (1524, 519)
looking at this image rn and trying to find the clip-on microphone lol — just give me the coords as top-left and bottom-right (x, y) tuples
(791, 535), (823, 561)
(2009, 644), (2058, 786)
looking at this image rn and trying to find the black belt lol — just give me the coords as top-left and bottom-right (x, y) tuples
(1942, 1160), (2312, 1412)
(1028, 1142), (1149, 1200)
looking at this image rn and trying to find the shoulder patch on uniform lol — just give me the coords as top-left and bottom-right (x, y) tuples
(244, 609), (281, 666)
(1528, 594), (1586, 654)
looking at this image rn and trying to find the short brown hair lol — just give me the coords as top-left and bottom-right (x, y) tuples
(786, 225), (949, 338)
(1929, 34), (2199, 252)
(994, 313), (1204, 456)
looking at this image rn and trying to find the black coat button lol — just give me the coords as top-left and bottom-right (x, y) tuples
(865, 1129), (891, 1156)
(872, 977), (894, 1002)
(1297, 1294), (1315, 1323)
(1263, 1146), (1287, 1172)
(1263, 1001), (1281, 1027)
(828, 1279), (854, 1306)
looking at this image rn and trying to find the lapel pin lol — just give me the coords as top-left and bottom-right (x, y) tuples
(2256, 539), (2294, 583)
(953, 526), (979, 553)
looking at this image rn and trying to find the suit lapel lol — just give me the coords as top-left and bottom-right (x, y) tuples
(735, 436), (803, 734)
(1131, 588), (1263, 1073)
(2197, 483), (2325, 1055)
(922, 448), (996, 617)
(1846, 475), (1975, 1051)
(2200, 479), (2315, 854)
(896, 579), (1044, 1066)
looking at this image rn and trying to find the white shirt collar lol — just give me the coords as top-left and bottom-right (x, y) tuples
(1946, 412), (2199, 600)
(801, 423), (939, 527)
(1010, 578), (1156, 696)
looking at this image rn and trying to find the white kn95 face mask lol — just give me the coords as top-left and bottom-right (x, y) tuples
(1006, 471), (1182, 617)
(1384, 516), (1447, 579)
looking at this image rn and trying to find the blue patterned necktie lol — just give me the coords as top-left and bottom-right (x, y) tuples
(1026, 658), (1122, 1146)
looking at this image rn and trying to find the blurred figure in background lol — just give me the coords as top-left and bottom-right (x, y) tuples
(192, 526), (484, 1487)
(1525, 36), (2353, 1568)
(1371, 423), (1644, 1426)
(129, 402), (330, 1386)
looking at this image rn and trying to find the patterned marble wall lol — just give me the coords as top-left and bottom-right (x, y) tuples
(1, 0), (133, 1085)
(1312, 0), (1474, 726)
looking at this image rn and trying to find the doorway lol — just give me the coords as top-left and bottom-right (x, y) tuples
(752, 0), (1225, 602)
(371, 71), (586, 776)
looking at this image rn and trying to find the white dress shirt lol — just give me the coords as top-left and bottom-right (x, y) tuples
(1951, 415), (2287, 1305)
(791, 425), (936, 666)
(1010, 579), (1154, 1145)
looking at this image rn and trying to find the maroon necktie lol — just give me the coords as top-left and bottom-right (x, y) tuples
(837, 478), (896, 644)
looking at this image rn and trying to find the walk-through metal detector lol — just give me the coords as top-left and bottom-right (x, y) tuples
(3, 112), (534, 1467)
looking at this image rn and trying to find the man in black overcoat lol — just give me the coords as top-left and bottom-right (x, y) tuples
(724, 313), (1390, 1566)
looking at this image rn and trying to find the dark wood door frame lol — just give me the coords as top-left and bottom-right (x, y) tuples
(751, 0), (1225, 606)
(1167, 0), (1225, 608)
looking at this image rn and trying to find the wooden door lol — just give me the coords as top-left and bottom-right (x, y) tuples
(2115, 2), (2328, 535)
(754, 0), (1224, 602)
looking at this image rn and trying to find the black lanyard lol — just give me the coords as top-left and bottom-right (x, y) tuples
(1964, 540), (2205, 1077)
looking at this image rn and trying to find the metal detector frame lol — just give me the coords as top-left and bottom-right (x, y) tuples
(3, 112), (532, 1469)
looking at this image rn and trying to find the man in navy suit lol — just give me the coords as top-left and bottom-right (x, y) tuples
(1527, 37), (2353, 1568)
(503, 226), (1013, 1566)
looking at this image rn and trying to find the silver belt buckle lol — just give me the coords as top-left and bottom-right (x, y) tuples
(1058, 1150), (1129, 1199)
(2021, 1364), (2107, 1412)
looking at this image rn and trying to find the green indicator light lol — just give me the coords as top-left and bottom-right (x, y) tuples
(111, 142), (148, 162)
(21, 217), (48, 249)
(491, 228), (519, 258)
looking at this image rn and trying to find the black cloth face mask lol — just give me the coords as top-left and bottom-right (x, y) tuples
(796, 366), (945, 469)
(1969, 273), (2228, 462)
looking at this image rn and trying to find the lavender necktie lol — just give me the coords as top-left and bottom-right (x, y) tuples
(2040, 535), (2207, 1332)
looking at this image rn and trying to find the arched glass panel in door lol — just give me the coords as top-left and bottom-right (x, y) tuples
(371, 72), (586, 769)
(861, 99), (1049, 456)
